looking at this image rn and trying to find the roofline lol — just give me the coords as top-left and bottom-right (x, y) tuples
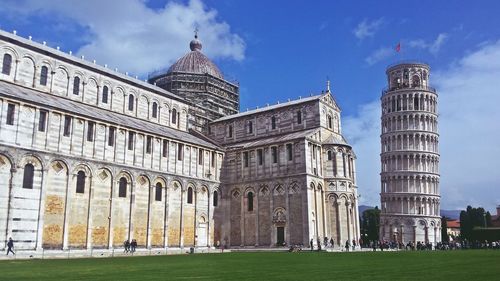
(386, 60), (430, 73)
(0, 29), (186, 103)
(213, 93), (327, 122)
(148, 70), (240, 87)
(0, 80), (219, 150)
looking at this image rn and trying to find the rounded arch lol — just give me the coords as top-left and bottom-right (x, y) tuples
(47, 159), (69, 175)
(72, 163), (93, 176)
(1, 45), (20, 61)
(136, 174), (151, 188)
(198, 214), (208, 223)
(116, 170), (133, 183)
(95, 166), (113, 182)
(170, 179), (182, 190)
(244, 187), (255, 196)
(309, 182), (316, 190)
(72, 69), (86, 80)
(113, 85), (126, 95)
(18, 153), (44, 170)
(0, 153), (14, 167)
(152, 176), (167, 187)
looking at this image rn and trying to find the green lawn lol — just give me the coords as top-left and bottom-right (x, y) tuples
(0, 250), (498, 281)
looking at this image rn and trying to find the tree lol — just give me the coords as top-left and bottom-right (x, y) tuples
(361, 206), (380, 245)
(441, 216), (449, 243)
(460, 205), (493, 241)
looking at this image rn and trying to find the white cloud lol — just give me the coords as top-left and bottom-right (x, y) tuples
(0, 0), (245, 75)
(365, 47), (394, 65)
(343, 101), (381, 207)
(408, 33), (448, 55)
(353, 18), (385, 40)
(345, 40), (500, 212)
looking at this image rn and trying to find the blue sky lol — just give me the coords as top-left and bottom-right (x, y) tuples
(1, 0), (499, 212)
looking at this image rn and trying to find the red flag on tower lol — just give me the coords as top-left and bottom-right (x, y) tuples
(395, 42), (401, 53)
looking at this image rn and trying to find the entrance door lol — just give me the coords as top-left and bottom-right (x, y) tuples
(197, 224), (207, 247)
(277, 227), (285, 246)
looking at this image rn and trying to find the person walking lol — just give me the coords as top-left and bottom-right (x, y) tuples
(131, 239), (137, 253)
(124, 240), (130, 253)
(6, 238), (15, 256)
(310, 239), (314, 251)
(345, 240), (350, 252)
(330, 237), (334, 248)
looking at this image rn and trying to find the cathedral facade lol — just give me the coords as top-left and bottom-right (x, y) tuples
(0, 29), (359, 251)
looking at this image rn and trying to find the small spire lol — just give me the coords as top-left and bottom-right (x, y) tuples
(326, 78), (331, 93)
(190, 27), (202, 51)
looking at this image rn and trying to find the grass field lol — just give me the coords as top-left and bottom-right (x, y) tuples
(0, 250), (498, 281)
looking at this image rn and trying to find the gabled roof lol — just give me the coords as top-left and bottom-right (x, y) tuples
(215, 93), (327, 122)
(0, 81), (219, 149)
(226, 128), (320, 149)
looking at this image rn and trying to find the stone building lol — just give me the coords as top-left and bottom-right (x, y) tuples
(0, 28), (359, 252)
(0, 29), (222, 250)
(379, 62), (441, 244)
(210, 82), (360, 248)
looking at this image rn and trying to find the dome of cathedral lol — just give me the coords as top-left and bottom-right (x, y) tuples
(167, 35), (223, 79)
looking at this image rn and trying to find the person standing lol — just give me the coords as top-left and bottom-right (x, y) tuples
(310, 239), (314, 251)
(330, 237), (334, 248)
(345, 240), (350, 252)
(6, 238), (15, 256)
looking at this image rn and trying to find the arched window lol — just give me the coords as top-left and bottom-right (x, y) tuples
(332, 152), (337, 176)
(40, 66), (48, 86)
(128, 94), (134, 111)
(412, 75), (421, 87)
(152, 102), (158, 118)
(414, 96), (419, 110)
(155, 182), (162, 201)
(73, 77), (80, 95)
(247, 120), (253, 134)
(2, 54), (12, 75)
(187, 187), (193, 204)
(213, 191), (218, 207)
(327, 115), (332, 129)
(327, 150), (332, 160)
(297, 110), (302, 124)
(76, 171), (85, 193)
(119, 177), (127, 197)
(271, 116), (276, 129)
(102, 86), (109, 104)
(171, 108), (177, 124)
(247, 192), (254, 211)
(22, 163), (34, 189)
(227, 124), (233, 137)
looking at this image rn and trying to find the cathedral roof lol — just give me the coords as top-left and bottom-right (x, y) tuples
(0, 81), (219, 149)
(323, 134), (350, 146)
(226, 128), (321, 149)
(214, 93), (327, 122)
(166, 35), (223, 79)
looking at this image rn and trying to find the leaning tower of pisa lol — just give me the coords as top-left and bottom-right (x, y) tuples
(379, 62), (441, 245)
